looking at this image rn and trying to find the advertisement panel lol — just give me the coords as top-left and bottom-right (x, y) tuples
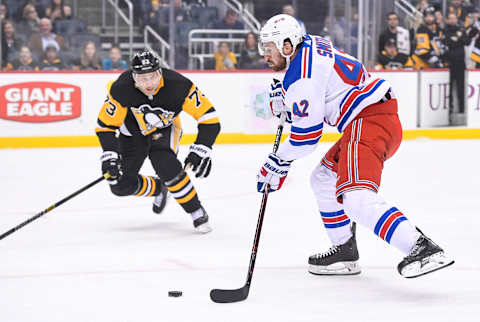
(0, 73), (112, 137)
(467, 70), (480, 127)
(1, 70), (478, 148)
(0, 82), (81, 123)
(372, 71), (417, 129)
(418, 69), (450, 127)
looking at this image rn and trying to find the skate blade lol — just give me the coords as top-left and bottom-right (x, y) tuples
(401, 252), (454, 278)
(194, 222), (212, 234)
(152, 193), (169, 215)
(308, 261), (361, 276)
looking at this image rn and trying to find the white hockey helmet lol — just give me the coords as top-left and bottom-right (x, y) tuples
(258, 14), (304, 58)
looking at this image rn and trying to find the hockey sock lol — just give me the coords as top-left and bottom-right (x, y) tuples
(134, 175), (161, 197)
(311, 164), (353, 245)
(342, 189), (420, 254)
(320, 210), (353, 246)
(164, 170), (201, 213)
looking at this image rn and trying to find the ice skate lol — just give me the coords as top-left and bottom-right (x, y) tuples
(152, 182), (168, 214)
(398, 228), (454, 278)
(308, 223), (361, 275)
(192, 207), (212, 234)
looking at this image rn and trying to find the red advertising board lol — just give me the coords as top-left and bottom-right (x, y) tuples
(0, 82), (81, 122)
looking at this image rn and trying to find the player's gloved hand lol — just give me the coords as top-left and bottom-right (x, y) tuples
(269, 78), (287, 116)
(257, 153), (292, 193)
(427, 55), (439, 66)
(184, 144), (212, 178)
(269, 79), (292, 123)
(100, 151), (122, 184)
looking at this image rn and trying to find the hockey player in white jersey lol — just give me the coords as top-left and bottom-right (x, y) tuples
(256, 14), (454, 278)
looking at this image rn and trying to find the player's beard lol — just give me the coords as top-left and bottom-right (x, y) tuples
(271, 58), (287, 71)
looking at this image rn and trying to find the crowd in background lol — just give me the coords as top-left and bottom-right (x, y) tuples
(1, 0), (128, 71)
(375, 0), (479, 71)
(374, 0), (480, 114)
(2, 0), (480, 77)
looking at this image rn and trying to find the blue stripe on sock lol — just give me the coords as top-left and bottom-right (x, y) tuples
(385, 216), (407, 243)
(324, 218), (351, 228)
(374, 207), (399, 236)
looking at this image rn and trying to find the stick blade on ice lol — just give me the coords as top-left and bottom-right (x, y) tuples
(209, 286), (249, 303)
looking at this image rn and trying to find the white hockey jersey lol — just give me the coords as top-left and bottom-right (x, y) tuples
(277, 34), (392, 162)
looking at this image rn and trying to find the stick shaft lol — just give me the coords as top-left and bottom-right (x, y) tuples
(0, 175), (106, 240)
(244, 114), (285, 286)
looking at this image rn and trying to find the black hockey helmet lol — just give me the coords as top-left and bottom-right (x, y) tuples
(131, 50), (161, 74)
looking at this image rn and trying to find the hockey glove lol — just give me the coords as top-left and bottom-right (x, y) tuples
(184, 144), (212, 178)
(427, 55), (441, 67)
(269, 79), (292, 123)
(100, 151), (122, 185)
(257, 153), (292, 193)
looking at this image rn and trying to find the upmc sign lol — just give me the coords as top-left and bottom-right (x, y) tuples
(0, 82), (81, 122)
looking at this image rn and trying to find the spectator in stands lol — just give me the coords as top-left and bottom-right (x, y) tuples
(470, 8), (480, 67)
(320, 15), (345, 49)
(134, 0), (153, 28)
(447, 0), (472, 26)
(45, 0), (73, 24)
(19, 4), (41, 36)
(213, 8), (244, 33)
(147, 0), (168, 39)
(378, 12), (411, 56)
(29, 18), (68, 56)
(22, 0), (47, 20)
(443, 11), (477, 116)
(0, 4), (8, 21)
(411, 7), (444, 69)
(148, 0), (162, 28)
(375, 38), (414, 70)
(282, 4), (306, 35)
(2, 20), (24, 65)
(435, 8), (445, 29)
(239, 32), (267, 69)
(214, 41), (236, 70)
(102, 45), (127, 70)
(161, 0), (190, 23)
(4, 45), (39, 71)
(72, 40), (101, 70)
(39, 44), (65, 70)
(416, 0), (432, 16)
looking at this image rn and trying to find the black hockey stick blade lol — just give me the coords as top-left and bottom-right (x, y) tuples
(210, 285), (250, 303)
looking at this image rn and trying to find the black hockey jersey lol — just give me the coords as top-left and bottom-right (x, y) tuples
(95, 69), (220, 152)
(376, 50), (413, 70)
(412, 24), (444, 68)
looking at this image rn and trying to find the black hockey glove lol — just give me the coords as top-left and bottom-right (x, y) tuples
(184, 144), (212, 178)
(100, 151), (122, 184)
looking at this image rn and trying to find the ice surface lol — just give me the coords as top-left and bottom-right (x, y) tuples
(1, 139), (479, 322)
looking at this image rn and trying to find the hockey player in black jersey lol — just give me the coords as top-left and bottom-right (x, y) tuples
(412, 7), (445, 69)
(95, 50), (220, 233)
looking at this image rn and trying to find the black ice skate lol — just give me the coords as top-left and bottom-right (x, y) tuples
(152, 181), (168, 214)
(398, 228), (454, 278)
(192, 207), (212, 234)
(308, 223), (361, 275)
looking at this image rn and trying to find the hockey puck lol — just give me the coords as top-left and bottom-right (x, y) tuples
(168, 291), (183, 297)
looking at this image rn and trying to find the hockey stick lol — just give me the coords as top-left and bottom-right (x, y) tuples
(0, 174), (108, 241)
(210, 113), (286, 303)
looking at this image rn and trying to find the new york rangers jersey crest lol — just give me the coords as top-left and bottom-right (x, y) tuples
(277, 35), (392, 161)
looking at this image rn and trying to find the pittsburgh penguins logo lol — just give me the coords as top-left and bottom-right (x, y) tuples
(131, 104), (175, 135)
